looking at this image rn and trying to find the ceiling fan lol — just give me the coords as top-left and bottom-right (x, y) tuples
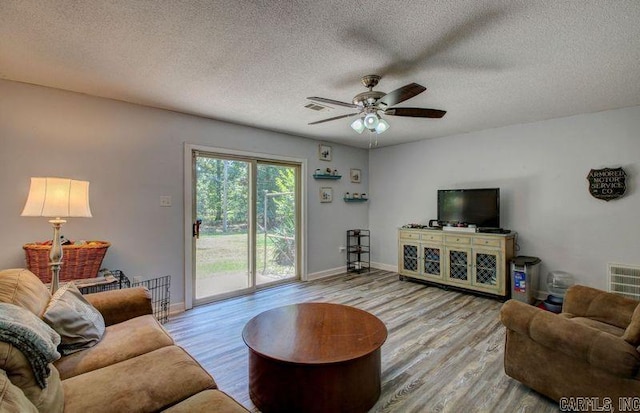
(307, 74), (446, 135)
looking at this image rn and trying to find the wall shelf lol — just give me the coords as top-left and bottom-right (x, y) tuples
(313, 174), (341, 180)
(343, 198), (368, 203)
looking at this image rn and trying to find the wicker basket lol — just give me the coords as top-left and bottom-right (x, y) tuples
(23, 241), (111, 283)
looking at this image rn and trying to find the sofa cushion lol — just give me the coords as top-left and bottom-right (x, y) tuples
(0, 269), (51, 318)
(84, 287), (153, 326)
(623, 303), (640, 346)
(0, 342), (63, 413)
(62, 345), (217, 413)
(54, 314), (174, 379)
(162, 390), (250, 412)
(43, 282), (105, 355)
(561, 314), (626, 337)
(564, 285), (638, 329)
(0, 371), (38, 413)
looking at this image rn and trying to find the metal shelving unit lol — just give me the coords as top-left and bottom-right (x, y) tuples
(347, 229), (370, 273)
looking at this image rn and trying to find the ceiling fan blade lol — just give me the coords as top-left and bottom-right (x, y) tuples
(308, 112), (360, 125)
(307, 97), (359, 109)
(337, 8), (508, 81)
(378, 83), (426, 108)
(384, 108), (446, 118)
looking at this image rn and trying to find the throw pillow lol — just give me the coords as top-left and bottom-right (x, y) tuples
(42, 282), (106, 355)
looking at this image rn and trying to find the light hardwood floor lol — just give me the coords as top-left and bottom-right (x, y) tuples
(165, 269), (560, 412)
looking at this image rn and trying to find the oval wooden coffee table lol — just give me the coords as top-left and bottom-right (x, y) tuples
(242, 302), (387, 413)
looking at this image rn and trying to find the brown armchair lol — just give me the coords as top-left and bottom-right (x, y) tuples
(500, 285), (640, 405)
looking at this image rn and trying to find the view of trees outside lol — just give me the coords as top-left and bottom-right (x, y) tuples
(195, 157), (297, 292)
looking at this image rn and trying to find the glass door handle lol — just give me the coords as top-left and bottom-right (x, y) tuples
(193, 219), (202, 239)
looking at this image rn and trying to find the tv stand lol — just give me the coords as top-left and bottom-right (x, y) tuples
(398, 228), (515, 299)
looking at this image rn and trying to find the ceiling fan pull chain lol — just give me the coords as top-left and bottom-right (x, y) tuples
(368, 132), (378, 148)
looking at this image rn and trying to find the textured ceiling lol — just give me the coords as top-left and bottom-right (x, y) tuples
(2, 0), (640, 148)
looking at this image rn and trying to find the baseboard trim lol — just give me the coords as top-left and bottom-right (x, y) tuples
(306, 266), (347, 281)
(169, 302), (186, 316)
(371, 262), (397, 272)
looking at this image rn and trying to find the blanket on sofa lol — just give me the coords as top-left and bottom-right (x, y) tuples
(0, 303), (61, 388)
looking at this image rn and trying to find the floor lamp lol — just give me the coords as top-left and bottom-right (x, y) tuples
(21, 177), (92, 293)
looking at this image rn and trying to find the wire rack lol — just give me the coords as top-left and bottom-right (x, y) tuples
(132, 274), (171, 324)
(78, 270), (170, 324)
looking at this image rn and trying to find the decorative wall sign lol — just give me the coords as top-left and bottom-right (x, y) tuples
(587, 167), (627, 201)
(318, 144), (332, 161)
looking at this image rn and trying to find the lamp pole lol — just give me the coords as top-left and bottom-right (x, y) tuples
(48, 218), (66, 293)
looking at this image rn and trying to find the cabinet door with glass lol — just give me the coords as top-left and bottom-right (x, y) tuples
(422, 244), (443, 280)
(399, 241), (420, 277)
(445, 246), (472, 286)
(472, 249), (502, 294)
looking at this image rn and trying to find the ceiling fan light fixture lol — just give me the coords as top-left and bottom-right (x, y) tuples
(364, 113), (379, 130)
(308, 75), (445, 141)
(375, 118), (389, 134)
(350, 118), (365, 134)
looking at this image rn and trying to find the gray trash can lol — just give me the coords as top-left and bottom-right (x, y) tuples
(511, 256), (541, 304)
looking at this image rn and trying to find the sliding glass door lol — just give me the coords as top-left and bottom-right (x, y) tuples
(191, 150), (300, 304)
(256, 162), (297, 285)
(194, 156), (251, 300)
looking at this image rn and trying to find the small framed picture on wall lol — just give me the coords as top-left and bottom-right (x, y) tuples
(350, 168), (361, 183)
(320, 187), (333, 203)
(319, 144), (332, 161)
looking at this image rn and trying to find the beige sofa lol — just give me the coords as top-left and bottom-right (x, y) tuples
(501, 284), (640, 405)
(0, 268), (249, 413)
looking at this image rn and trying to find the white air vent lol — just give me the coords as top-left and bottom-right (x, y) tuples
(304, 103), (332, 112)
(608, 263), (640, 300)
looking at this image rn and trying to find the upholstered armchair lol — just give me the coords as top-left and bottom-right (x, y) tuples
(501, 285), (640, 404)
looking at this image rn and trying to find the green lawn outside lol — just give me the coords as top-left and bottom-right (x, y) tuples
(196, 233), (294, 278)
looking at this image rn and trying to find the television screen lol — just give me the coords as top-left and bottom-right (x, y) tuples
(437, 188), (500, 228)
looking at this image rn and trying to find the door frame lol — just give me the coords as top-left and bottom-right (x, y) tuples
(183, 143), (307, 310)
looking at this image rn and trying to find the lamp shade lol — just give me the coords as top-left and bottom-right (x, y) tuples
(21, 177), (92, 218)
(375, 118), (389, 134)
(350, 118), (366, 134)
(363, 113), (379, 129)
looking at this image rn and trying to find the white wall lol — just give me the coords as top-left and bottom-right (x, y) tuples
(369, 106), (640, 293)
(0, 80), (369, 308)
(4, 78), (637, 302)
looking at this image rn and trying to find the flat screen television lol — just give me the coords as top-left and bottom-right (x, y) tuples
(437, 188), (500, 228)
